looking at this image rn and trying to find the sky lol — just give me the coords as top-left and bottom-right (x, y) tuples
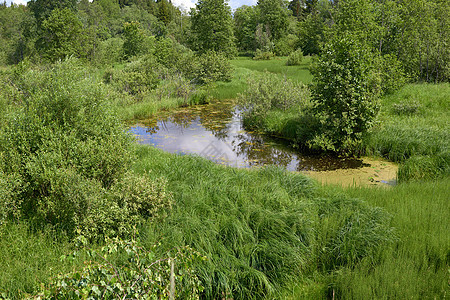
(4, 0), (258, 11)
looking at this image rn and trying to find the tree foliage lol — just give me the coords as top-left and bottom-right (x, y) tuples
(123, 21), (145, 58)
(39, 8), (83, 61)
(28, 0), (78, 28)
(310, 35), (381, 154)
(190, 0), (236, 57)
(234, 5), (259, 52)
(0, 59), (172, 239)
(257, 0), (290, 40)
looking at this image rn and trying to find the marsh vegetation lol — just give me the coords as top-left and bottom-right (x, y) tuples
(0, 0), (448, 299)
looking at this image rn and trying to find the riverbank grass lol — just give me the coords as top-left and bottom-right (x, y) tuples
(320, 178), (450, 298)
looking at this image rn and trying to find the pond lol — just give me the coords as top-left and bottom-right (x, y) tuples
(130, 100), (397, 187)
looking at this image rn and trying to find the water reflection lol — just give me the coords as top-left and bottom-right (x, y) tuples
(130, 100), (370, 172)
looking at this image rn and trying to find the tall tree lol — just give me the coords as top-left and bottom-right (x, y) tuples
(40, 7), (83, 61)
(257, 0), (289, 40)
(28, 0), (78, 28)
(157, 0), (172, 25)
(234, 5), (259, 51)
(190, 0), (236, 56)
(288, 0), (304, 19)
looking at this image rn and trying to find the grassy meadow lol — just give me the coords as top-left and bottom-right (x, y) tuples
(0, 57), (448, 299)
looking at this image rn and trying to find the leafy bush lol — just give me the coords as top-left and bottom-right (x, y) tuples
(123, 21), (145, 59)
(153, 37), (187, 70)
(191, 51), (233, 84)
(0, 59), (171, 239)
(274, 34), (299, 56)
(310, 36), (381, 154)
(0, 171), (22, 226)
(79, 172), (172, 241)
(253, 49), (275, 60)
(34, 236), (205, 299)
(286, 48), (304, 66)
(93, 37), (124, 66)
(154, 73), (196, 102)
(104, 55), (161, 97)
(377, 54), (408, 95)
(238, 72), (311, 128)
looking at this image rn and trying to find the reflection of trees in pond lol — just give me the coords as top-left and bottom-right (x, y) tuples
(135, 100), (370, 172)
(198, 102), (235, 141)
(231, 133), (296, 168)
(169, 111), (199, 128)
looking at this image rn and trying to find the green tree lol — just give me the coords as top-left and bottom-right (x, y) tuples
(310, 35), (381, 154)
(122, 21), (145, 58)
(257, 0), (289, 40)
(190, 0), (236, 57)
(0, 3), (29, 64)
(288, 0), (304, 19)
(28, 0), (78, 28)
(157, 0), (172, 25)
(297, 0), (330, 55)
(234, 5), (259, 52)
(395, 0), (450, 82)
(40, 8), (83, 61)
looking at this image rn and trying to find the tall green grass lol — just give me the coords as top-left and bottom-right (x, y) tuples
(132, 145), (394, 299)
(0, 224), (82, 298)
(323, 178), (450, 299)
(366, 83), (449, 181)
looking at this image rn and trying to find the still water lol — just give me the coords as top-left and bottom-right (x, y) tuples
(130, 100), (397, 186)
(130, 100), (368, 171)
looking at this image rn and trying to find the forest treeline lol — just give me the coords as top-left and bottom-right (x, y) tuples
(1, 0), (449, 82)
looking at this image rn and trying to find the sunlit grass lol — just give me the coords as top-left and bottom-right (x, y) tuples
(366, 83), (449, 180)
(212, 56), (313, 101)
(0, 224), (83, 298)
(231, 56), (313, 83)
(320, 178), (450, 299)
(132, 145), (394, 299)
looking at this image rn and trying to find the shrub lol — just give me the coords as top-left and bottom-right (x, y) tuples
(104, 55), (161, 97)
(286, 49), (304, 66)
(123, 21), (145, 59)
(310, 36), (381, 154)
(34, 236), (205, 299)
(0, 59), (171, 239)
(253, 49), (275, 60)
(154, 74), (196, 102)
(0, 171), (22, 226)
(191, 51), (233, 84)
(154, 37), (184, 69)
(274, 34), (299, 56)
(92, 37), (124, 66)
(238, 72), (311, 128)
(377, 54), (408, 95)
